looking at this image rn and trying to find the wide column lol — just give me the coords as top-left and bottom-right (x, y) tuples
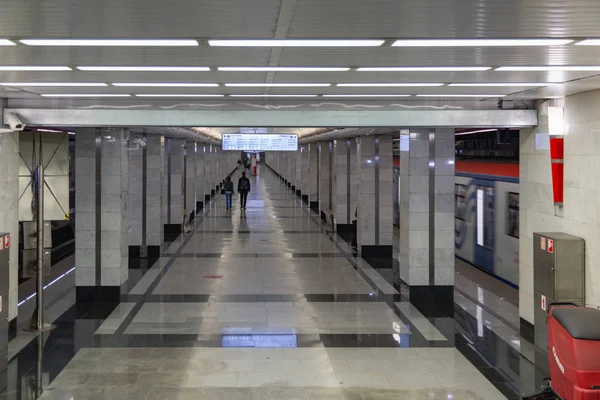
(356, 136), (393, 258)
(0, 131), (19, 334)
(185, 141), (197, 220)
(196, 145), (206, 209)
(165, 138), (184, 237)
(308, 143), (319, 210)
(300, 145), (310, 204)
(75, 128), (129, 302)
(399, 128), (455, 304)
(333, 139), (358, 232)
(295, 149), (302, 197)
(146, 135), (165, 255)
(318, 141), (333, 223)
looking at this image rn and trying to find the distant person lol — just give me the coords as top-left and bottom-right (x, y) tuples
(238, 172), (251, 210)
(223, 176), (234, 210)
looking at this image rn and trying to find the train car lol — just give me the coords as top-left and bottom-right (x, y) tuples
(455, 161), (519, 287)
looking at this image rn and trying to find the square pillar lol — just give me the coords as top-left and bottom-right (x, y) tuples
(333, 139), (357, 231)
(308, 143), (319, 210)
(0, 131), (19, 330)
(146, 135), (165, 256)
(295, 149), (302, 197)
(399, 128), (455, 305)
(165, 138), (184, 237)
(196, 145), (206, 209)
(356, 136), (393, 258)
(318, 141), (333, 223)
(300, 145), (310, 203)
(185, 141), (197, 219)
(75, 128), (129, 302)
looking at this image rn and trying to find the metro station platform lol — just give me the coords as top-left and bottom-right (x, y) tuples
(3, 166), (524, 400)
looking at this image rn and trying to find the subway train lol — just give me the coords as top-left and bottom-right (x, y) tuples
(393, 158), (519, 288)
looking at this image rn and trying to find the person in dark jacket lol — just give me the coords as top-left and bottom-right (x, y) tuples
(224, 176), (234, 210)
(238, 172), (251, 210)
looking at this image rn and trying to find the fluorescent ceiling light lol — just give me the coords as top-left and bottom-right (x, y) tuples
(337, 83), (444, 87)
(230, 94), (318, 97)
(574, 40), (600, 46)
(357, 66), (491, 71)
(416, 94), (506, 98)
(392, 39), (573, 47)
(448, 83), (552, 87)
(135, 94), (224, 97)
(0, 66), (72, 71)
(0, 40), (15, 46)
(322, 94), (412, 97)
(40, 94), (131, 97)
(209, 39), (384, 47)
(0, 82), (107, 87)
(218, 67), (349, 72)
(37, 129), (63, 133)
(20, 39), (198, 46)
(455, 129), (498, 135)
(496, 66), (600, 71)
(78, 66), (210, 71)
(112, 83), (219, 87)
(225, 83), (331, 87)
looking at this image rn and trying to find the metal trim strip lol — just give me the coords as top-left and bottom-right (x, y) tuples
(428, 129), (436, 286)
(95, 128), (102, 286)
(375, 137), (380, 245)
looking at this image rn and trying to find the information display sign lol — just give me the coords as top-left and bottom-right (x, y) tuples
(222, 134), (298, 151)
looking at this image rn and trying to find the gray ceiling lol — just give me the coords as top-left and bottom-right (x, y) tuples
(3, 0), (600, 140)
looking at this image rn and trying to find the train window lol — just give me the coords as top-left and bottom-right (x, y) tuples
(507, 192), (519, 238)
(455, 184), (467, 220)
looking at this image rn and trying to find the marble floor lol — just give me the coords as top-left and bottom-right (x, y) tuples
(2, 165), (535, 400)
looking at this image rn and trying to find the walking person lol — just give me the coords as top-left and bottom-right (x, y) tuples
(223, 176), (234, 210)
(238, 171), (251, 210)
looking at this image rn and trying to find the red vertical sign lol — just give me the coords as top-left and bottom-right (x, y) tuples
(548, 239), (554, 254)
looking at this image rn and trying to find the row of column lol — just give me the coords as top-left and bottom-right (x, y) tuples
(266, 130), (455, 302)
(75, 129), (237, 302)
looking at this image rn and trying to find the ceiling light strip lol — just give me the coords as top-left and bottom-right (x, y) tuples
(0, 66), (72, 71)
(218, 67), (349, 72)
(0, 82), (107, 87)
(392, 39), (573, 47)
(78, 66), (210, 71)
(112, 83), (219, 87)
(40, 94), (132, 97)
(416, 94), (506, 98)
(225, 83), (331, 87)
(574, 40), (600, 46)
(336, 83), (444, 87)
(322, 94), (412, 97)
(208, 39), (384, 47)
(448, 83), (553, 87)
(20, 39), (199, 46)
(135, 94), (224, 97)
(229, 94), (319, 97)
(357, 67), (491, 71)
(0, 40), (15, 46)
(496, 66), (600, 71)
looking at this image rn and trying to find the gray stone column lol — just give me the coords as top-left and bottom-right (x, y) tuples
(308, 143), (319, 210)
(0, 131), (19, 326)
(295, 149), (302, 197)
(356, 135), (393, 258)
(399, 128), (455, 304)
(300, 145), (310, 204)
(146, 135), (165, 254)
(75, 128), (129, 301)
(196, 145), (206, 209)
(318, 141), (333, 223)
(333, 139), (357, 231)
(185, 141), (197, 218)
(166, 138), (184, 233)
(127, 133), (144, 254)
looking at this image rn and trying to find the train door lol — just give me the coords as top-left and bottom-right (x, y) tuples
(474, 182), (495, 273)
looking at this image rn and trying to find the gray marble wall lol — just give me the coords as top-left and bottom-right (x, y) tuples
(0, 131), (19, 321)
(356, 136), (393, 249)
(75, 128), (129, 287)
(295, 149), (302, 192)
(300, 145), (310, 195)
(146, 135), (165, 247)
(398, 128), (455, 287)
